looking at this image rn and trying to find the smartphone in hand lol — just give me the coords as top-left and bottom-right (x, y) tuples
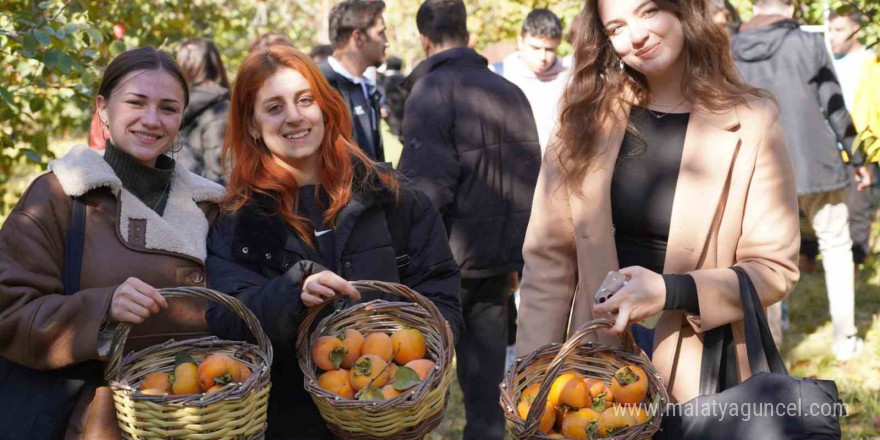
(594, 270), (630, 304)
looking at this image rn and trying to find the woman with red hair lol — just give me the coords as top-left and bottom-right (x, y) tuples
(204, 45), (463, 439)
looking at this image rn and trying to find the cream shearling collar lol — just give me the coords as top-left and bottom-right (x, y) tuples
(48, 145), (225, 262)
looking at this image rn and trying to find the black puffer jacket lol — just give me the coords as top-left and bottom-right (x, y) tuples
(205, 171), (462, 440)
(178, 83), (230, 185)
(398, 47), (541, 278)
(732, 16), (860, 195)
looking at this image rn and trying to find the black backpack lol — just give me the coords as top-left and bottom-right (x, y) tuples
(0, 198), (102, 440)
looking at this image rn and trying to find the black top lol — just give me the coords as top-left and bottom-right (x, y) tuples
(102, 141), (174, 215)
(611, 108), (699, 313)
(296, 185), (336, 272)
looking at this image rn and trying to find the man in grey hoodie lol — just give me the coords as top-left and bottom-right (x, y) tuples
(731, 0), (870, 361)
(499, 9), (568, 154)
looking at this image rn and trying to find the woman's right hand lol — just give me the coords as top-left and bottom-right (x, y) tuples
(109, 277), (168, 324)
(301, 270), (361, 307)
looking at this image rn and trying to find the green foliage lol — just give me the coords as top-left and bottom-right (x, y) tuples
(4, 0), (880, 218)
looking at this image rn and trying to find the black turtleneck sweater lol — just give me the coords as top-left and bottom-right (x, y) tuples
(102, 141), (175, 215)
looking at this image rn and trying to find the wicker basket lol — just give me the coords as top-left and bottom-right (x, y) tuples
(501, 318), (669, 440)
(296, 280), (454, 440)
(106, 286), (273, 440)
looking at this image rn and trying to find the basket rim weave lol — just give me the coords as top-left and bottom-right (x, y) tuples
(295, 280), (454, 437)
(105, 286), (274, 406)
(501, 318), (670, 440)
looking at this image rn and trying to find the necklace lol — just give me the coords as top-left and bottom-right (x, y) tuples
(645, 99), (689, 120)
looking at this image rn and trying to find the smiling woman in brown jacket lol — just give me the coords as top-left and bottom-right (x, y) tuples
(515, 0), (800, 404)
(0, 48), (224, 439)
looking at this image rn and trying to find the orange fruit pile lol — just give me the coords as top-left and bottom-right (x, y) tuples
(138, 352), (252, 396)
(312, 327), (436, 401)
(516, 364), (654, 438)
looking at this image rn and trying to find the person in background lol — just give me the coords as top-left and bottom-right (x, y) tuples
(204, 44), (462, 440)
(709, 0), (742, 36)
(732, 0), (869, 360)
(829, 8), (877, 273)
(499, 8), (569, 155)
(176, 38), (231, 185)
(248, 32), (294, 54)
(319, 1), (387, 162)
(377, 56), (407, 141)
(399, 1), (541, 438)
(0, 47), (224, 438)
(517, 0), (799, 404)
(309, 44), (333, 63)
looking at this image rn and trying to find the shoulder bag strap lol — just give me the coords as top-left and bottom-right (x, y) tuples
(732, 266), (787, 375)
(382, 202), (411, 277)
(700, 267), (788, 395)
(62, 198), (86, 295)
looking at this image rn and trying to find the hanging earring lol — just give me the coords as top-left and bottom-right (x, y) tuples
(170, 133), (184, 154)
(100, 116), (110, 142)
(619, 58), (625, 70)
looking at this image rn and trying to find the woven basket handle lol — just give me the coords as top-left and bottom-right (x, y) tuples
(295, 280), (452, 356)
(104, 286), (274, 382)
(521, 318), (638, 434)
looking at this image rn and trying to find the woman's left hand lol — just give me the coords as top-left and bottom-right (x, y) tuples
(592, 266), (666, 334)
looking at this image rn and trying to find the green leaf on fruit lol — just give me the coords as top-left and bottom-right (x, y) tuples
(330, 347), (347, 370)
(358, 386), (384, 401)
(587, 420), (599, 439)
(174, 352), (197, 367)
(393, 366), (421, 391)
(353, 357), (372, 376)
(214, 373), (233, 386)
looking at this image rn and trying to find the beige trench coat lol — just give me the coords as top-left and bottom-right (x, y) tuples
(515, 96), (800, 403)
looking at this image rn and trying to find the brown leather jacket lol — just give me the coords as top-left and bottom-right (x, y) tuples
(0, 146), (224, 439)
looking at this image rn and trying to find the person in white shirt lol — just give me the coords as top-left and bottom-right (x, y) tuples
(499, 9), (569, 154)
(829, 9), (876, 274)
(829, 10), (874, 111)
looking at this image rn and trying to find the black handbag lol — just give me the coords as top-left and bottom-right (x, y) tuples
(657, 267), (845, 440)
(0, 198), (103, 440)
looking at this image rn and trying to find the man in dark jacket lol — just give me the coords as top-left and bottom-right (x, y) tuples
(732, 0), (870, 361)
(398, 1), (541, 438)
(318, 1), (386, 161)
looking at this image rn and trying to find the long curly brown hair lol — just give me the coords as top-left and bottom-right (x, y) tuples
(555, 0), (768, 192)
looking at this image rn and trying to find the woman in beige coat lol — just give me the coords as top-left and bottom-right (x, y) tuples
(515, 0), (800, 404)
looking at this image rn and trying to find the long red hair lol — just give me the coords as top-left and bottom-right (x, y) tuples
(223, 45), (396, 245)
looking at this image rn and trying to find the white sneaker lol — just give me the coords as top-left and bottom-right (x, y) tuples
(832, 336), (864, 361)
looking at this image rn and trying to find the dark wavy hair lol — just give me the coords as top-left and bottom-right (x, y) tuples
(555, 0), (768, 192)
